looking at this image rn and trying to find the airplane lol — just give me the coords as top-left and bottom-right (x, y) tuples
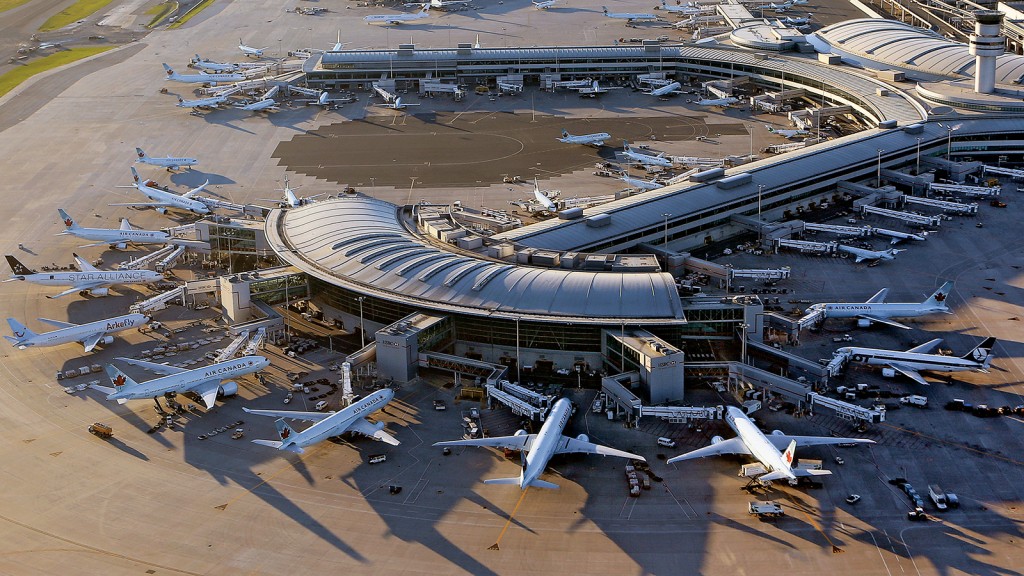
(622, 141), (673, 167)
(660, 0), (711, 14)
(176, 95), (228, 110)
(5, 313), (148, 352)
(667, 405), (874, 484)
(533, 0), (558, 9)
(533, 178), (557, 211)
(372, 83), (397, 102)
(620, 172), (663, 191)
(162, 63), (244, 84)
(576, 80), (612, 96)
(3, 253), (163, 299)
(57, 208), (209, 250)
(109, 167), (211, 215)
(239, 39), (268, 58)
(602, 6), (660, 21)
(364, 4), (431, 25)
(308, 91), (349, 108)
(257, 176), (324, 208)
(833, 336), (996, 386)
(790, 0), (808, 5)
(94, 355), (270, 410)
(135, 147), (198, 171)
(331, 31), (349, 52)
(760, 1), (793, 12)
(235, 98), (280, 113)
(805, 281), (953, 330)
(837, 244), (902, 263)
(243, 388), (398, 454)
(190, 55), (240, 72)
(432, 397), (644, 490)
(765, 125), (810, 139)
(427, 0), (471, 9)
(780, 15), (811, 26)
(557, 129), (611, 147)
(647, 81), (684, 97)
(692, 96), (739, 107)
(377, 97), (420, 110)
(872, 227), (927, 244)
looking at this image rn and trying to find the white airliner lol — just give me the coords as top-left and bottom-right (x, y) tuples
(177, 95), (228, 110)
(109, 167), (211, 215)
(807, 282), (953, 330)
(755, 1), (792, 12)
(533, 178), (557, 211)
(623, 142), (673, 167)
(833, 336), (996, 386)
(576, 80), (613, 96)
(872, 227), (926, 244)
(433, 398), (644, 489)
(660, 0), (710, 14)
(57, 209), (209, 250)
(162, 63), (244, 84)
(558, 129), (611, 147)
(257, 177), (324, 208)
(427, 0), (471, 9)
(667, 405), (874, 484)
(602, 6), (660, 21)
(620, 173), (662, 190)
(693, 96), (739, 107)
(135, 147), (198, 171)
(95, 356), (270, 409)
(239, 40), (267, 58)
(364, 4), (431, 24)
(190, 55), (240, 72)
(378, 97), (420, 109)
(235, 98), (280, 113)
(4, 254), (163, 299)
(533, 0), (558, 8)
(837, 244), (902, 263)
(766, 125), (809, 139)
(647, 82), (683, 97)
(244, 389), (398, 454)
(6, 313), (148, 352)
(780, 15), (810, 26)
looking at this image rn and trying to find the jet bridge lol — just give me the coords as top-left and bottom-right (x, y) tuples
(641, 404), (723, 423)
(727, 362), (882, 424)
(484, 383), (548, 421)
(928, 182), (1000, 198)
(982, 164), (1024, 179)
(215, 330), (250, 363)
(118, 245), (176, 270)
(155, 245), (186, 273)
(729, 267), (792, 281)
(495, 379), (552, 410)
(242, 327), (266, 356)
(287, 85), (321, 98)
(129, 286), (185, 314)
(774, 238), (836, 254)
(902, 195), (978, 215)
(861, 205), (941, 227)
(803, 223), (870, 237)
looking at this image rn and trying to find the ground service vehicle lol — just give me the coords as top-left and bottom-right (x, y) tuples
(88, 423), (113, 439)
(928, 484), (949, 510)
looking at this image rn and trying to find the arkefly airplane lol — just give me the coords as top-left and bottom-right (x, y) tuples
(668, 405), (874, 484)
(162, 63), (244, 84)
(692, 96), (739, 107)
(623, 141), (673, 167)
(646, 81), (684, 97)
(533, 178), (557, 211)
(176, 95), (228, 110)
(4, 253), (162, 299)
(57, 208), (210, 250)
(364, 4), (431, 24)
(239, 39), (268, 58)
(257, 176), (324, 208)
(832, 336), (996, 386)
(95, 356), (270, 409)
(837, 244), (902, 263)
(805, 281), (953, 329)
(6, 313), (149, 352)
(765, 125), (810, 139)
(135, 147), (198, 171)
(243, 389), (398, 454)
(235, 98), (280, 113)
(602, 5), (660, 21)
(190, 55), (240, 72)
(109, 167), (211, 215)
(533, 0), (558, 8)
(433, 398), (644, 489)
(557, 129), (611, 147)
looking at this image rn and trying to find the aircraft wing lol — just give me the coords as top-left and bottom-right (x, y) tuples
(767, 435), (874, 450)
(37, 318), (76, 329)
(114, 357), (189, 375)
(73, 254), (97, 272)
(47, 282), (106, 299)
(192, 380), (220, 410)
(665, 438), (750, 464)
(242, 406), (331, 422)
(349, 418), (400, 445)
(853, 255), (866, 263)
(555, 435), (644, 461)
(857, 314), (911, 330)
(906, 338), (942, 354)
(80, 332), (105, 353)
(866, 288), (889, 304)
(109, 202), (176, 209)
(433, 434), (534, 452)
(886, 363), (930, 386)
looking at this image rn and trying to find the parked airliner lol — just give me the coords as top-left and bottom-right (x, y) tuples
(833, 337), (996, 386)
(95, 356), (270, 409)
(806, 281), (953, 329)
(6, 313), (148, 352)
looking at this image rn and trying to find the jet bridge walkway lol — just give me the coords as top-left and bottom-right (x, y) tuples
(484, 383), (548, 420)
(130, 286), (185, 314)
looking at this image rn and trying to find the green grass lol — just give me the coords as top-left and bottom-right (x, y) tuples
(168, 0), (215, 29)
(0, 0), (34, 14)
(0, 46), (114, 99)
(146, 1), (177, 28)
(38, 0), (117, 32)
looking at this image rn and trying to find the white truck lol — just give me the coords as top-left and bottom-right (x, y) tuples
(900, 395), (928, 407)
(748, 501), (785, 517)
(928, 484), (949, 511)
(795, 458), (823, 471)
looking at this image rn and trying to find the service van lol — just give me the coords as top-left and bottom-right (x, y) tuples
(315, 400), (328, 411)
(657, 437), (676, 448)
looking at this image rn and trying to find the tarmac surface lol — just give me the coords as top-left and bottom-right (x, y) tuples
(0, 0), (1022, 574)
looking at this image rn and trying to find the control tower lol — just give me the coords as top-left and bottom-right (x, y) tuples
(969, 10), (1005, 94)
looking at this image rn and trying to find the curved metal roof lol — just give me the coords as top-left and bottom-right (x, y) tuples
(264, 197), (685, 324)
(810, 19), (1024, 84)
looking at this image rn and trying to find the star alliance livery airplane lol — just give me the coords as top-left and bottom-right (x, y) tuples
(4, 253), (162, 298)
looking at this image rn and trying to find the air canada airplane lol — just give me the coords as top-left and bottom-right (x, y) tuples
(806, 281), (953, 329)
(177, 95), (228, 110)
(235, 98), (280, 113)
(244, 389), (398, 454)
(95, 356), (270, 409)
(257, 176), (324, 208)
(57, 209), (209, 250)
(533, 0), (558, 9)
(110, 167), (211, 215)
(765, 125), (810, 139)
(692, 96), (739, 107)
(364, 4), (431, 24)
(434, 398), (643, 489)
(533, 178), (557, 211)
(602, 6), (660, 21)
(6, 313), (148, 352)
(135, 147), (198, 171)
(238, 40), (268, 58)
(190, 55), (240, 72)
(557, 129), (610, 146)
(4, 253), (162, 299)
(833, 336), (996, 386)
(620, 172), (662, 191)
(837, 244), (902, 263)
(162, 63), (244, 84)
(647, 82), (683, 97)
(623, 141), (673, 167)
(377, 96), (420, 109)
(668, 406), (874, 484)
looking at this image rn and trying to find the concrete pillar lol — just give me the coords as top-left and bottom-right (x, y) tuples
(969, 11), (1005, 94)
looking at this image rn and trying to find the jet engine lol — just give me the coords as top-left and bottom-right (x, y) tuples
(156, 208), (168, 215)
(373, 421), (385, 431)
(772, 430), (785, 436)
(576, 434), (589, 443)
(89, 287), (109, 297)
(115, 242), (127, 251)
(514, 429), (528, 436)
(98, 335), (114, 346)
(857, 318), (872, 328)
(711, 435), (724, 445)
(218, 381), (239, 398)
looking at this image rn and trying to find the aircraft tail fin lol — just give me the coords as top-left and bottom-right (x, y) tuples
(562, 129), (569, 138)
(274, 418), (299, 445)
(782, 439), (797, 468)
(923, 281), (953, 310)
(5, 255), (36, 275)
(6, 318), (36, 343)
(964, 337), (997, 366)
(162, 63), (174, 76)
(135, 147), (147, 160)
(103, 364), (139, 391)
(130, 166), (141, 184)
(58, 208), (79, 230)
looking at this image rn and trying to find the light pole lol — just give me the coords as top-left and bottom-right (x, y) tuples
(739, 322), (749, 364)
(356, 296), (365, 348)
(515, 316), (521, 384)
(938, 123), (957, 159)
(662, 212), (672, 245)
(876, 148), (884, 188)
(757, 184), (764, 242)
(370, 177), (375, 192)
(915, 138), (922, 175)
(747, 125), (754, 161)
